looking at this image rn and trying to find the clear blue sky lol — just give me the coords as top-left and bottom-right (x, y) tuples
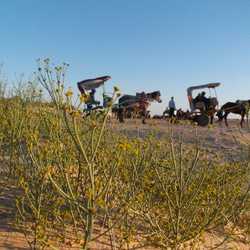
(1, 0), (250, 115)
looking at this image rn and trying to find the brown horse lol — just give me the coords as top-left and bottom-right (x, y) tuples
(118, 91), (162, 124)
(216, 100), (250, 127)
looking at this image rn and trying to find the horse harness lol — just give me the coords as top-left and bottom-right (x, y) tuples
(135, 92), (148, 108)
(139, 93), (148, 109)
(222, 104), (245, 112)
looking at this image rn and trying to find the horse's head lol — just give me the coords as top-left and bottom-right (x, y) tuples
(150, 91), (162, 103)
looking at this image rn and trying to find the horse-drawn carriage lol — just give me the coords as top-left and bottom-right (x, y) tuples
(77, 76), (162, 124)
(187, 83), (250, 127)
(77, 76), (112, 116)
(117, 91), (162, 124)
(187, 83), (220, 126)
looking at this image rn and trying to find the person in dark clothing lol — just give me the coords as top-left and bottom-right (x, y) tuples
(168, 96), (176, 121)
(194, 93), (201, 104)
(90, 89), (96, 101)
(87, 89), (99, 109)
(200, 91), (210, 109)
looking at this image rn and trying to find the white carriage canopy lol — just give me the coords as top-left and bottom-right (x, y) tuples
(77, 76), (111, 94)
(187, 82), (220, 111)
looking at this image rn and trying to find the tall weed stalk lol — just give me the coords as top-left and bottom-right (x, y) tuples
(0, 59), (249, 249)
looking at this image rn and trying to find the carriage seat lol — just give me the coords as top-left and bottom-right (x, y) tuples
(209, 97), (218, 106)
(194, 102), (205, 110)
(194, 98), (218, 110)
(86, 100), (100, 109)
(86, 100), (100, 105)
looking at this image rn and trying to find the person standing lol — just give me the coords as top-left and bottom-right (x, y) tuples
(168, 96), (176, 120)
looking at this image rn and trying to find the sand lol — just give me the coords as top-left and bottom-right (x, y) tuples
(0, 118), (249, 249)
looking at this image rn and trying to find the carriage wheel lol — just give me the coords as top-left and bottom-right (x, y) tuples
(196, 114), (209, 126)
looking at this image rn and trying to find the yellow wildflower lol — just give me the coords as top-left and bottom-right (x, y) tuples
(65, 91), (73, 98)
(45, 169), (52, 174)
(80, 96), (88, 102)
(62, 105), (68, 111)
(114, 86), (120, 92)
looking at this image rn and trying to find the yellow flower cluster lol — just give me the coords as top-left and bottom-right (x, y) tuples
(65, 90), (73, 98)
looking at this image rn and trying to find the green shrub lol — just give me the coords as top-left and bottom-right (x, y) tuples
(0, 59), (249, 250)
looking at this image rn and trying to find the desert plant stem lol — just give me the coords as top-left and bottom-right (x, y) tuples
(47, 173), (88, 212)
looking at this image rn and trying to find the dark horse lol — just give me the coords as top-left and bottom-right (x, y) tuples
(118, 91), (162, 124)
(216, 100), (250, 127)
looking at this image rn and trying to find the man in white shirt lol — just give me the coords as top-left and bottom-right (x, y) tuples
(168, 96), (176, 120)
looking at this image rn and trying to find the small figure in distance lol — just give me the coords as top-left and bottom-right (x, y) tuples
(87, 89), (100, 108)
(168, 96), (176, 122)
(90, 89), (96, 101)
(162, 107), (169, 119)
(194, 93), (201, 105)
(200, 91), (210, 109)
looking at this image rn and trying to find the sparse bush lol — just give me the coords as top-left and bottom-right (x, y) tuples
(0, 59), (249, 249)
